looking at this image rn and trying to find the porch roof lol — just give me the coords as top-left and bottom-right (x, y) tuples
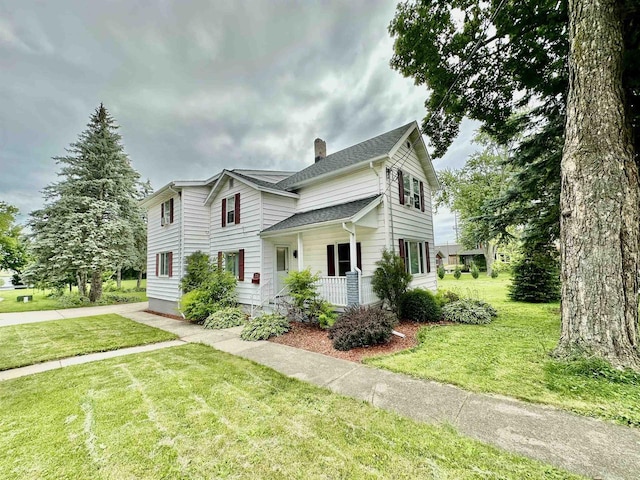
(260, 194), (382, 237)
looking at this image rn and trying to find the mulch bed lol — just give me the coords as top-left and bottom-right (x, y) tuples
(269, 320), (427, 363)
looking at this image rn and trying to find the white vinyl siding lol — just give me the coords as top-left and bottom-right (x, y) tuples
(147, 194), (182, 302)
(387, 142), (437, 291)
(295, 165), (380, 211)
(210, 177), (261, 305)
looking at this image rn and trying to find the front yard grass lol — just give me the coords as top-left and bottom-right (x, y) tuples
(366, 275), (640, 427)
(0, 314), (176, 371)
(0, 279), (147, 313)
(0, 343), (578, 479)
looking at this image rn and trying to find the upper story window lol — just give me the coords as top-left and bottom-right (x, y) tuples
(226, 196), (236, 224)
(221, 193), (241, 227)
(161, 198), (173, 226)
(398, 170), (425, 212)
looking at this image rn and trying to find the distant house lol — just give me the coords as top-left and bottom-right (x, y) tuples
(141, 122), (440, 316)
(435, 243), (485, 268)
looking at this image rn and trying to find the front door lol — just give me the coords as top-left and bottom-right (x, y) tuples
(275, 246), (289, 294)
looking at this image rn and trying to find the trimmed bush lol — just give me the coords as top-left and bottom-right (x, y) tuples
(453, 266), (462, 279)
(490, 269), (499, 278)
(204, 307), (247, 329)
(241, 313), (290, 341)
(442, 298), (497, 325)
(398, 289), (442, 322)
(181, 251), (214, 293)
(437, 265), (445, 279)
(434, 289), (460, 307)
(470, 264), (480, 279)
(317, 302), (338, 329)
(329, 306), (397, 351)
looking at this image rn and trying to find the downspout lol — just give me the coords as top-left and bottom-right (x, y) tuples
(387, 167), (396, 253)
(168, 186), (183, 299)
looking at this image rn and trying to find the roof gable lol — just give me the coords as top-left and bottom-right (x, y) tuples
(204, 169), (299, 206)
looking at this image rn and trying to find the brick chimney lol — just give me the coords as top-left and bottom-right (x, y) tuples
(314, 138), (326, 163)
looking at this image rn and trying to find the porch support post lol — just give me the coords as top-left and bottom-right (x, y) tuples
(346, 271), (360, 306)
(297, 233), (304, 271)
(348, 224), (357, 272)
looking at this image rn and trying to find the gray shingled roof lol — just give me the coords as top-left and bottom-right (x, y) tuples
(261, 194), (381, 234)
(231, 170), (289, 191)
(277, 122), (414, 189)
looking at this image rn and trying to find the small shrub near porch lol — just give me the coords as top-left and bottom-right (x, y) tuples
(398, 289), (442, 322)
(284, 269), (337, 328)
(203, 307), (247, 329)
(329, 306), (397, 351)
(241, 313), (290, 341)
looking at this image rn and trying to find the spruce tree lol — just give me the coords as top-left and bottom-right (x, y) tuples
(29, 104), (144, 302)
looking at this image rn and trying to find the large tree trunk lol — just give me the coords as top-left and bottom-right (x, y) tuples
(556, 0), (639, 368)
(89, 270), (103, 303)
(137, 270), (142, 289)
(116, 267), (122, 290)
(76, 271), (87, 298)
(483, 242), (496, 277)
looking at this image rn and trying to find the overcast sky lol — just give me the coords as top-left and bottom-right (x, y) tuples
(0, 0), (479, 244)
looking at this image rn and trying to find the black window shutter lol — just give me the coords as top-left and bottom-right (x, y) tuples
(168, 252), (173, 277)
(221, 198), (226, 227)
(217, 251), (223, 270)
(398, 170), (405, 204)
(425, 242), (431, 273)
(155, 253), (159, 276)
(327, 245), (336, 276)
(160, 203), (164, 225)
(420, 181), (425, 212)
(356, 242), (362, 271)
(398, 239), (406, 267)
(238, 249), (245, 281)
(169, 198), (174, 223)
(235, 193), (241, 224)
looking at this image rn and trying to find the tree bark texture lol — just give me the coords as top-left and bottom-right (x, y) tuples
(76, 271), (87, 298)
(89, 270), (103, 303)
(116, 267), (122, 290)
(484, 242), (497, 277)
(137, 270), (142, 289)
(557, 0), (639, 368)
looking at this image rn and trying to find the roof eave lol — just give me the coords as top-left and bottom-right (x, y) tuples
(139, 182), (178, 209)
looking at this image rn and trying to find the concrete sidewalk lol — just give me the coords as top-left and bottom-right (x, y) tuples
(0, 301), (149, 326)
(2, 305), (638, 479)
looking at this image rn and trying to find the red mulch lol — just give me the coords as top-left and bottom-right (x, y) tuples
(269, 320), (427, 363)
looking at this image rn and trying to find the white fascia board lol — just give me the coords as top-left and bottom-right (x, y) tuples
(259, 217), (352, 238)
(388, 121), (418, 159)
(139, 183), (177, 209)
(283, 154), (389, 190)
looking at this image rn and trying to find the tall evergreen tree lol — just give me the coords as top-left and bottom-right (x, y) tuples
(28, 104), (144, 302)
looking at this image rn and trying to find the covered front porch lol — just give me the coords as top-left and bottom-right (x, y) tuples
(259, 195), (384, 308)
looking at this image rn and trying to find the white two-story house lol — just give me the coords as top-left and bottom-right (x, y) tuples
(141, 121), (439, 316)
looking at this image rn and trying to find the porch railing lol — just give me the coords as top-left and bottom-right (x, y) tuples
(317, 276), (348, 306)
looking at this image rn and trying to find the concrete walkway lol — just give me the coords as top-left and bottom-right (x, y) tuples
(0, 301), (149, 326)
(1, 304), (639, 479)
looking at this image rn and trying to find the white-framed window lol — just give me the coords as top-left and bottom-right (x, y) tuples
(405, 241), (425, 275)
(401, 171), (422, 209)
(225, 251), (239, 277)
(161, 199), (172, 225)
(159, 252), (171, 276)
(226, 196), (235, 225)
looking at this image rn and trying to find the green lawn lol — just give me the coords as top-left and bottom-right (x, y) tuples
(0, 279), (147, 313)
(0, 343), (579, 479)
(0, 314), (176, 371)
(367, 275), (640, 426)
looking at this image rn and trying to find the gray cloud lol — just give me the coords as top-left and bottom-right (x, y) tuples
(0, 0), (479, 229)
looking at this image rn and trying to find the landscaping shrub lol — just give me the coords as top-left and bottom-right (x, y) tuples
(437, 265), (445, 279)
(204, 307), (247, 329)
(283, 268), (336, 326)
(371, 249), (412, 316)
(329, 306), (397, 351)
(434, 289), (460, 307)
(442, 298), (497, 325)
(240, 313), (290, 341)
(398, 289), (442, 322)
(102, 293), (134, 304)
(180, 270), (237, 323)
(181, 251), (215, 293)
(509, 244), (560, 303)
(453, 266), (462, 279)
(470, 264), (480, 279)
(317, 302), (338, 329)
(490, 269), (499, 278)
(55, 293), (89, 308)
